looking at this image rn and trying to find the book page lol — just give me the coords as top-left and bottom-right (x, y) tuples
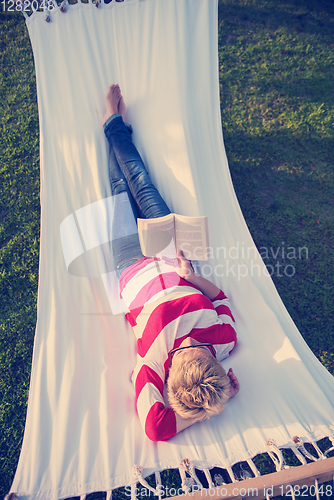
(175, 215), (209, 260)
(137, 214), (177, 258)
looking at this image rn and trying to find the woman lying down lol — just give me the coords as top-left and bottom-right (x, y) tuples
(103, 84), (239, 442)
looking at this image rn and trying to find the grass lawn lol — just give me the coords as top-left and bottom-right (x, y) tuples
(0, 0), (333, 499)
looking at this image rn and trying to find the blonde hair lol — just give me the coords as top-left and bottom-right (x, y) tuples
(167, 350), (231, 421)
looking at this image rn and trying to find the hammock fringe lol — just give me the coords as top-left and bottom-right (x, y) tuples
(132, 465), (160, 497)
(291, 445), (308, 465)
(10, 437), (330, 500)
(130, 483), (137, 500)
(178, 458), (203, 493)
(213, 473), (225, 487)
(203, 468), (214, 489)
(20, 0), (129, 19)
(247, 458), (261, 477)
(125, 436), (333, 500)
(60, 0), (68, 12)
(267, 439), (288, 471)
(292, 436), (326, 461)
(154, 471), (163, 500)
(227, 466), (238, 483)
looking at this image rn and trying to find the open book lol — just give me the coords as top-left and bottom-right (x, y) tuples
(137, 213), (209, 261)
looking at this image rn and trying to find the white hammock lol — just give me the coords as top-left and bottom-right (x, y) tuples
(7, 0), (334, 499)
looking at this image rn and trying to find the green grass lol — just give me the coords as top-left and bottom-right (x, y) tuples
(1, 1), (334, 499)
(0, 9), (40, 500)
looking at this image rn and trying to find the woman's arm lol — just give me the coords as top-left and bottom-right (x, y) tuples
(175, 251), (221, 300)
(175, 413), (199, 433)
(135, 362), (200, 441)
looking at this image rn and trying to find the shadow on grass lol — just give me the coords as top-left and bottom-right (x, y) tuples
(218, 0), (334, 41)
(221, 125), (334, 373)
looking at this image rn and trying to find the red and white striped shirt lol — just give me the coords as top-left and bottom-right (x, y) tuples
(119, 257), (237, 442)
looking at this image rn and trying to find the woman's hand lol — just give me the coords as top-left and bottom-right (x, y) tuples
(227, 368), (240, 398)
(162, 251), (222, 299)
(161, 251), (195, 280)
(176, 250), (196, 280)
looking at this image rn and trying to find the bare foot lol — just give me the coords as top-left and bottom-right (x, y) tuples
(102, 84), (122, 125)
(118, 95), (126, 121)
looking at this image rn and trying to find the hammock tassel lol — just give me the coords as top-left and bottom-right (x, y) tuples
(154, 471), (163, 500)
(4, 494), (19, 500)
(106, 491), (112, 500)
(312, 441), (327, 460)
(178, 468), (195, 494)
(130, 483), (137, 500)
(203, 468), (215, 489)
(227, 466), (238, 483)
(60, 0), (68, 13)
(291, 445), (307, 465)
(179, 458), (202, 493)
(292, 436), (325, 461)
(267, 439), (289, 471)
(132, 465), (160, 497)
(213, 473), (226, 487)
(247, 458), (261, 477)
(239, 463), (253, 480)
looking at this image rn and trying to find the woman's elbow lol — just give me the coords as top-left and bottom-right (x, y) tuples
(145, 421), (176, 442)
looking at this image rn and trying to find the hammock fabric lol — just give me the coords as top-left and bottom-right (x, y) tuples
(8, 0), (334, 498)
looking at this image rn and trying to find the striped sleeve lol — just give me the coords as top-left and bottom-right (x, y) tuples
(134, 363), (177, 441)
(211, 289), (236, 325)
(211, 290), (237, 358)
